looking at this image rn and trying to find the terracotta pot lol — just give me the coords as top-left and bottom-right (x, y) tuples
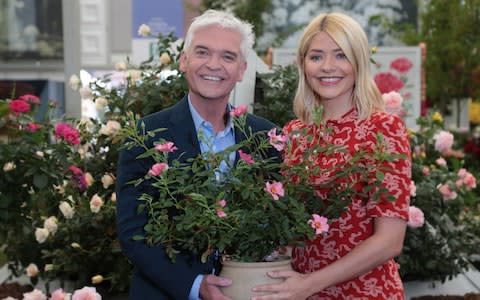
(220, 256), (292, 300)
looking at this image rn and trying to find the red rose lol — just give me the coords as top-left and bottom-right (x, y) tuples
(9, 99), (31, 115)
(390, 57), (413, 74)
(374, 72), (405, 94)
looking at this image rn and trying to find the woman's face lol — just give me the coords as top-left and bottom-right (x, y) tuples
(303, 32), (355, 107)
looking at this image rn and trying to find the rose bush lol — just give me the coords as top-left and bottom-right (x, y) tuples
(122, 105), (395, 263)
(0, 91), (132, 294)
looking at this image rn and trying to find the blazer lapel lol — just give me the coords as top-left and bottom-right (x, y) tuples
(167, 97), (201, 162)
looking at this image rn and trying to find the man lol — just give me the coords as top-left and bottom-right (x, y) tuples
(116, 9), (279, 299)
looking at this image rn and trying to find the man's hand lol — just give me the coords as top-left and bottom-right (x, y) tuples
(199, 274), (233, 300)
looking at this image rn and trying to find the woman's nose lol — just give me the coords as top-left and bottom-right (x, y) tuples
(321, 55), (336, 72)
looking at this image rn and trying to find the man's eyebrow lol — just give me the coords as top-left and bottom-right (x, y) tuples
(193, 45), (239, 58)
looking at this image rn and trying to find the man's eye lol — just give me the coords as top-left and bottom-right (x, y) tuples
(223, 55), (236, 62)
(196, 50), (209, 56)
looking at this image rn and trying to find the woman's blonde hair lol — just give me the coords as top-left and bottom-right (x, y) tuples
(293, 12), (383, 123)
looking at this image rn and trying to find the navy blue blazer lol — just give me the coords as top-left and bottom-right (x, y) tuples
(115, 97), (279, 299)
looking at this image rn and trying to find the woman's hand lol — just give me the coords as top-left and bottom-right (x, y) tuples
(251, 269), (315, 300)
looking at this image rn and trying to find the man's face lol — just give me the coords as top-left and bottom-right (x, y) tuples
(179, 25), (247, 103)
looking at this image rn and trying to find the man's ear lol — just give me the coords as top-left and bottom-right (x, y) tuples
(237, 60), (248, 82)
(179, 51), (187, 72)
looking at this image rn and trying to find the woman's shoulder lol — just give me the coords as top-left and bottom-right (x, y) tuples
(283, 119), (306, 132)
(365, 111), (407, 132)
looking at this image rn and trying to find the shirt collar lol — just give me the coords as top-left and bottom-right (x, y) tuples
(187, 96), (234, 135)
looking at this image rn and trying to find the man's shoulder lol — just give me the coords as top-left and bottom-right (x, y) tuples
(140, 99), (188, 130)
(245, 113), (279, 131)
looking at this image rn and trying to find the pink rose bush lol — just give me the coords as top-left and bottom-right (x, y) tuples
(0, 92), (132, 295)
(122, 106), (389, 263)
(7, 286), (102, 300)
(395, 109), (480, 282)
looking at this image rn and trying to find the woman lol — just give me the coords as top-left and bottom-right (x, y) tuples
(252, 12), (411, 299)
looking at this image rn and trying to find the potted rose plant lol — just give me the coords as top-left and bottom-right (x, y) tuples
(120, 105), (396, 298)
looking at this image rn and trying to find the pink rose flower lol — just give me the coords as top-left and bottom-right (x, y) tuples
(265, 181), (285, 200)
(229, 104), (248, 117)
(433, 130), (454, 153)
(409, 181), (417, 197)
(238, 150), (254, 164)
(407, 206), (425, 228)
(155, 141), (178, 153)
(267, 128), (287, 151)
(382, 91), (404, 110)
(422, 166), (430, 176)
(23, 289), (47, 300)
(19, 94), (41, 104)
(435, 157), (447, 167)
(308, 214), (329, 235)
(71, 286), (101, 300)
(9, 99), (31, 115)
(390, 57), (413, 74)
(55, 123), (80, 145)
(437, 183), (458, 201)
(216, 208), (227, 218)
(148, 162), (169, 176)
(457, 168), (477, 190)
(51, 288), (66, 300)
(27, 123), (42, 132)
(217, 199), (227, 207)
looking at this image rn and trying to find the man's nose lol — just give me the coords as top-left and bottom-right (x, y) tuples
(206, 54), (222, 69)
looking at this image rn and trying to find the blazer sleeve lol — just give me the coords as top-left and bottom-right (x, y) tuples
(115, 118), (209, 298)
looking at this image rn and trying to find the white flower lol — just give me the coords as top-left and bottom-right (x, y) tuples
(90, 194), (104, 213)
(44, 264), (54, 272)
(110, 192), (117, 202)
(26, 263), (39, 277)
(95, 96), (108, 110)
(69, 74), (81, 90)
(101, 173), (115, 189)
(44, 216), (58, 235)
(85, 172), (94, 187)
(127, 69), (142, 82)
(59, 201), (75, 219)
(35, 227), (49, 243)
(99, 120), (121, 136)
(137, 23), (151, 36)
(71, 242), (81, 249)
(3, 162), (16, 171)
(35, 151), (44, 158)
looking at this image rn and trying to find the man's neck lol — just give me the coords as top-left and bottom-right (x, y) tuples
(190, 95), (229, 133)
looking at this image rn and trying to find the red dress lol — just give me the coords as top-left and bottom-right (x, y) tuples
(284, 109), (411, 300)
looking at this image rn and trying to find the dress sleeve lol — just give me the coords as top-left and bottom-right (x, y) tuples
(364, 113), (412, 220)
